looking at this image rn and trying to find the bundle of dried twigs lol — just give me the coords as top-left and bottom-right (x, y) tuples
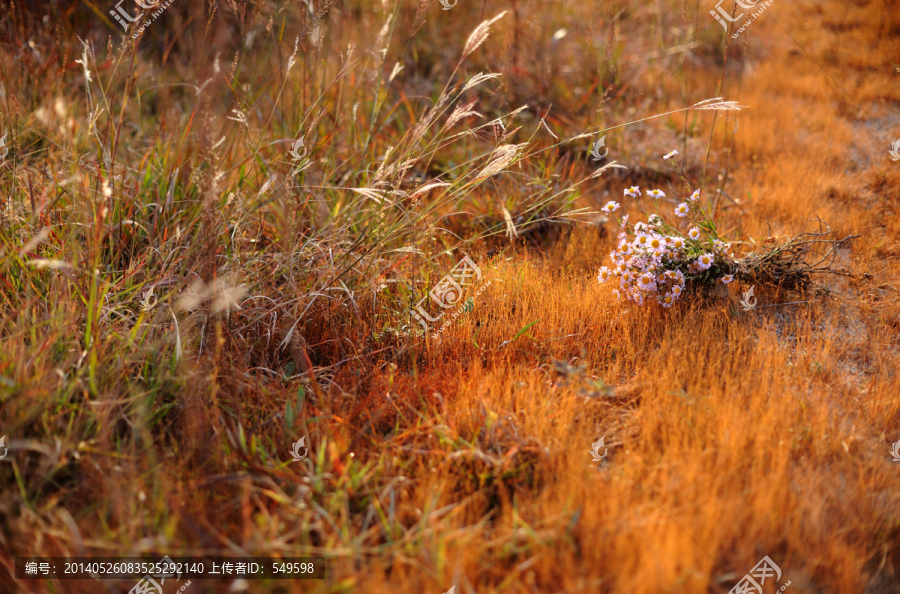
(732, 219), (859, 291)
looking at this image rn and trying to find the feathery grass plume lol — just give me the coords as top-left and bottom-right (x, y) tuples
(374, 145), (395, 181)
(689, 97), (745, 111)
(27, 259), (72, 270)
(590, 161), (627, 179)
(351, 187), (386, 204)
(407, 89), (453, 152)
(388, 61), (404, 83)
(410, 181), (451, 198)
(375, 11), (393, 52)
(18, 227), (51, 256)
(175, 277), (247, 314)
(228, 108), (249, 128)
(332, 44), (357, 84)
(463, 12), (508, 58)
(286, 36), (300, 73)
(478, 143), (527, 178)
(567, 132), (594, 142)
(463, 72), (503, 93)
(445, 100), (483, 129)
(502, 207), (519, 240)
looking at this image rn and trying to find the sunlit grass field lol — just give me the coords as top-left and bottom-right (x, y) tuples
(2, 0), (900, 592)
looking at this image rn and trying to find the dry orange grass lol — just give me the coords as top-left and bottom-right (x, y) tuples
(3, 0), (900, 593)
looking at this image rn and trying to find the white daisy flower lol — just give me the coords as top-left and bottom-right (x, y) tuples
(620, 214), (629, 229)
(663, 150), (678, 160)
(721, 274), (734, 284)
(659, 293), (676, 307)
(671, 237), (686, 250)
(647, 189), (666, 199)
(633, 233), (650, 248)
(601, 200), (620, 213)
(624, 185), (641, 198)
(671, 285), (682, 296)
(674, 202), (689, 217)
(637, 273), (656, 291)
(696, 253), (715, 270)
(634, 222), (649, 233)
(616, 241), (632, 256)
(688, 227), (701, 240)
(689, 189), (701, 202)
(612, 289), (622, 299)
(598, 266), (612, 283)
(647, 235), (666, 253)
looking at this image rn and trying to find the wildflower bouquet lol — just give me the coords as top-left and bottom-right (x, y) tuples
(597, 151), (857, 307)
(597, 180), (733, 306)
